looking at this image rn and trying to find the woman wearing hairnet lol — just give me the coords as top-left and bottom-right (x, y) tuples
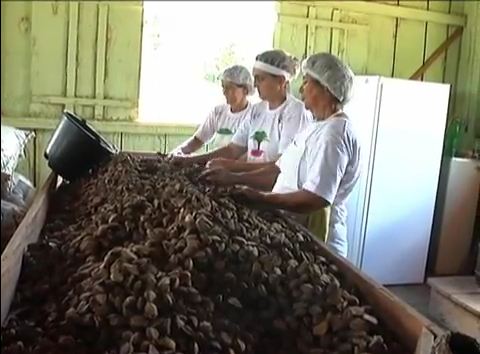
(173, 49), (312, 170)
(173, 65), (254, 155)
(230, 53), (361, 257)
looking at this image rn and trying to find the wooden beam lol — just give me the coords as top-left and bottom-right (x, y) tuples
(1, 117), (198, 136)
(65, 2), (79, 112)
(1, 173), (56, 325)
(32, 96), (136, 108)
(95, 3), (109, 119)
(410, 27), (463, 80)
(289, 1), (466, 27)
(306, 7), (316, 57)
(278, 14), (368, 31)
(93, 1), (141, 7)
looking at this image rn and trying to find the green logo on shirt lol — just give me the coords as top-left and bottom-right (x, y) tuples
(250, 130), (269, 157)
(217, 128), (234, 135)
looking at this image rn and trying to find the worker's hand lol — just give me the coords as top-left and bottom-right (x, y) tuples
(169, 154), (195, 167)
(168, 150), (183, 157)
(231, 185), (264, 202)
(206, 158), (236, 171)
(199, 167), (237, 186)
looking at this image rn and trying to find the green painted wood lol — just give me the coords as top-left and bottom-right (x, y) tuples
(444, 1), (465, 118)
(3, 0), (477, 149)
(1, 2), (32, 117)
(29, 2), (69, 119)
(65, 1), (79, 112)
(393, 1), (427, 79)
(122, 133), (208, 155)
(2, 117), (198, 136)
(103, 133), (122, 152)
(32, 96), (132, 108)
(274, 2), (309, 98)
(273, 2), (283, 48)
(274, 2), (309, 58)
(278, 14), (367, 31)
(454, 1), (480, 143)
(309, 6), (333, 55)
(423, 1), (449, 83)
(165, 135), (193, 154)
(449, 1), (465, 16)
(103, 3), (143, 121)
(34, 129), (54, 186)
(295, 1), (465, 26)
(333, 10), (370, 74)
(330, 10), (346, 62)
(76, 1), (98, 119)
(95, 3), (108, 120)
(121, 133), (165, 153)
(366, 14), (397, 76)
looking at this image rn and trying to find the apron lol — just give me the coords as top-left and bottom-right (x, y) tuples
(272, 124), (330, 242)
(211, 129), (234, 150)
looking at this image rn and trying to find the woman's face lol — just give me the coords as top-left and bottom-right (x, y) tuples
(222, 81), (247, 106)
(253, 68), (285, 101)
(300, 75), (332, 113)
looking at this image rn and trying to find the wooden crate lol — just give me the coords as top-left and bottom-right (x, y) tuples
(1, 170), (450, 353)
(428, 276), (480, 339)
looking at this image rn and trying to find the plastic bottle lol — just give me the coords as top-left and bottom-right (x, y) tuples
(444, 118), (462, 157)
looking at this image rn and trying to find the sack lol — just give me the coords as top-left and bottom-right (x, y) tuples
(1, 199), (25, 253)
(1, 172), (11, 198)
(1, 125), (34, 191)
(1, 173), (35, 209)
(11, 172), (35, 206)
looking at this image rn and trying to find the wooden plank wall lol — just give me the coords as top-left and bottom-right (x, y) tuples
(7, 123), (196, 187)
(275, 1), (464, 95)
(275, 0), (479, 146)
(1, 0), (476, 187)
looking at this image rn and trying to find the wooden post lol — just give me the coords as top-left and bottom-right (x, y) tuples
(410, 27), (463, 81)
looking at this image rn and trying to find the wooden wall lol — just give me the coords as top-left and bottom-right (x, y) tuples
(1, 1), (478, 187)
(274, 1), (465, 113)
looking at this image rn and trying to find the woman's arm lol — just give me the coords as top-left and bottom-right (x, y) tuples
(176, 136), (205, 155)
(173, 106), (220, 155)
(208, 159), (277, 173)
(234, 164), (280, 190)
(202, 163), (281, 191)
(173, 143), (247, 166)
(238, 187), (330, 214)
(228, 160), (277, 173)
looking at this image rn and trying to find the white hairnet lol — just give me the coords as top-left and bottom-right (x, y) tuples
(302, 53), (354, 105)
(222, 65), (254, 95)
(254, 50), (299, 81)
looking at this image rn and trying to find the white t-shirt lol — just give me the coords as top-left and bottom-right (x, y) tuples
(276, 115), (361, 256)
(231, 95), (313, 162)
(194, 103), (252, 144)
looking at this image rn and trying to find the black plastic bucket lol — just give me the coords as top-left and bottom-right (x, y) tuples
(44, 111), (118, 181)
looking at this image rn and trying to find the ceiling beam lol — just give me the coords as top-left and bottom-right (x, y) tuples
(289, 1), (466, 27)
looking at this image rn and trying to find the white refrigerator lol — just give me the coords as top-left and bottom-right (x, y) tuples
(343, 76), (450, 285)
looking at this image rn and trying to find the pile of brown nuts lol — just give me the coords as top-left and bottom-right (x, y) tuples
(1, 154), (404, 354)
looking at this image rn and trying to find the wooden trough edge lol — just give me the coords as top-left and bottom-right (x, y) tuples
(1, 173), (57, 325)
(1, 163), (451, 353)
